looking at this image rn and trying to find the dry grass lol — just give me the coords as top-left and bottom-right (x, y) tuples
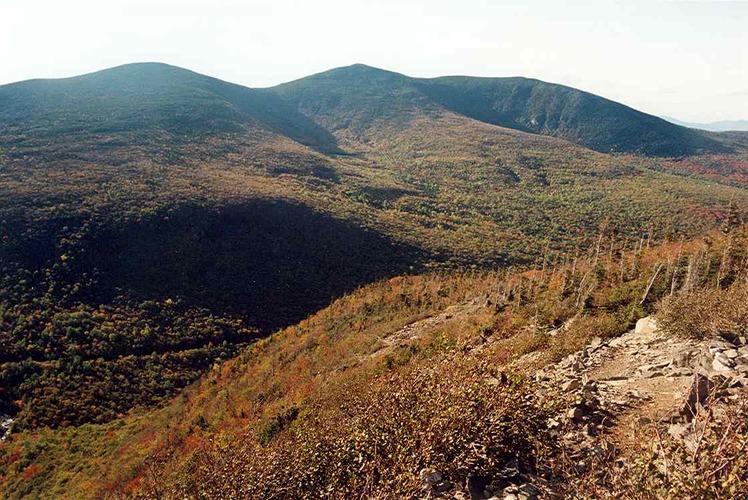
(150, 353), (559, 499)
(658, 282), (748, 340)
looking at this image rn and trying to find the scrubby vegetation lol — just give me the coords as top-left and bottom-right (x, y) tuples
(658, 283), (748, 340)
(2, 226), (745, 498)
(169, 361), (557, 499)
(124, 227), (747, 499)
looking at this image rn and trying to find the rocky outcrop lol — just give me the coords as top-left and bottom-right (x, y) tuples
(0, 415), (12, 442)
(426, 316), (748, 499)
(532, 315), (748, 492)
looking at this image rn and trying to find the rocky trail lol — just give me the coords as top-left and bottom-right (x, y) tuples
(426, 316), (748, 499)
(368, 301), (484, 360)
(535, 316), (748, 481)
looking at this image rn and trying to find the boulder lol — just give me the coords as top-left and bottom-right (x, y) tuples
(635, 316), (659, 335)
(712, 353), (736, 372)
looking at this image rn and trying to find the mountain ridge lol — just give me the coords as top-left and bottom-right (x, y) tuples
(0, 62), (341, 153)
(662, 115), (748, 132)
(268, 63), (729, 156)
(0, 61), (733, 157)
(1, 60), (748, 498)
(1, 60), (747, 464)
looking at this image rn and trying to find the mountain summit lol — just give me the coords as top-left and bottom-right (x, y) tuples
(0, 62), (730, 157)
(0, 62), (340, 153)
(269, 64), (726, 156)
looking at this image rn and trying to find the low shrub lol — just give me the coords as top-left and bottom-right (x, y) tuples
(658, 283), (748, 340)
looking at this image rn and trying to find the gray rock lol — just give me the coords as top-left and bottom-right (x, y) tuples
(628, 390), (651, 401)
(669, 367), (693, 377)
(713, 353), (736, 372)
(639, 361), (669, 371)
(561, 379), (582, 392)
(723, 349), (739, 359)
(635, 316), (659, 335)
(670, 352), (692, 368)
(419, 468), (442, 486)
(640, 368), (664, 378)
(608, 337), (626, 348)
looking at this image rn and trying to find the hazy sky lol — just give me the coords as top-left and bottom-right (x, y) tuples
(1, 0), (745, 122)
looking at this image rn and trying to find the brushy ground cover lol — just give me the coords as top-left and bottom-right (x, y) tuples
(141, 227), (747, 499)
(2, 227), (744, 498)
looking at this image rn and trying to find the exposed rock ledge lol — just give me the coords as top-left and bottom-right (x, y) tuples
(424, 316), (748, 499)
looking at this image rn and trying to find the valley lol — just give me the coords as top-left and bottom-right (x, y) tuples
(0, 62), (746, 498)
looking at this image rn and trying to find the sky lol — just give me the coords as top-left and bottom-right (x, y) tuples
(1, 0), (745, 123)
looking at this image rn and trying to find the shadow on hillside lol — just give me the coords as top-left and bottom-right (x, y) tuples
(81, 199), (426, 331)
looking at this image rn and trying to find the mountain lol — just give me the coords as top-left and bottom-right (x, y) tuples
(663, 116), (748, 132)
(0, 62), (734, 158)
(0, 62), (340, 153)
(270, 64), (726, 156)
(0, 61), (747, 461)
